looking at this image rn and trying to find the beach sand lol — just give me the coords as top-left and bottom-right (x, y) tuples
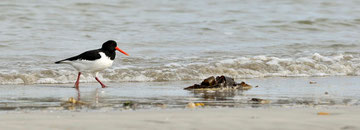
(1, 107), (360, 130)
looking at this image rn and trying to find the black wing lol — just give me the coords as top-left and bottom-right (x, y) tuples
(55, 49), (102, 64)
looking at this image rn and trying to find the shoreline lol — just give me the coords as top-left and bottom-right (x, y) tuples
(0, 76), (360, 111)
(0, 76), (359, 129)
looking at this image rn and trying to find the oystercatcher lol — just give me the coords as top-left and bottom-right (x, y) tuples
(55, 40), (129, 89)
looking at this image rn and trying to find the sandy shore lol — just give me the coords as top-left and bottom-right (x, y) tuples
(1, 107), (359, 130)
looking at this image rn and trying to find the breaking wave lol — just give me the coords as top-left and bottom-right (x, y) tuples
(1, 53), (359, 85)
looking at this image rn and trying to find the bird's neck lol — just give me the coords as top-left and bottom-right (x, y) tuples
(101, 49), (116, 60)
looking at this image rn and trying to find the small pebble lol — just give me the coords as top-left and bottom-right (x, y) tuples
(317, 112), (330, 115)
(195, 103), (205, 107)
(309, 81), (317, 84)
(187, 102), (196, 108)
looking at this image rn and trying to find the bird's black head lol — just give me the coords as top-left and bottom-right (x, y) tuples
(101, 40), (129, 56)
(101, 40), (117, 52)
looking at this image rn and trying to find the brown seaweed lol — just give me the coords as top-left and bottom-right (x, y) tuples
(184, 75), (252, 90)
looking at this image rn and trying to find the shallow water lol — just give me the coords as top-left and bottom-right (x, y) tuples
(1, 0), (360, 84)
(0, 77), (359, 111)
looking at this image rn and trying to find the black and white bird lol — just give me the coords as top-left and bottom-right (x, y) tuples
(55, 40), (129, 89)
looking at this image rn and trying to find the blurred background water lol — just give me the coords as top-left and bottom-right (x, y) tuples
(0, 0), (360, 84)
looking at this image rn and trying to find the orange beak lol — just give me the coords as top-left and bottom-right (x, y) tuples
(115, 47), (129, 56)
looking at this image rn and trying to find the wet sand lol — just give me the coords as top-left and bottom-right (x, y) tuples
(0, 76), (360, 129)
(1, 107), (360, 130)
(1, 76), (359, 111)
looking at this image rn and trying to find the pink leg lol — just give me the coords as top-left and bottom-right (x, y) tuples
(76, 89), (81, 101)
(95, 77), (106, 88)
(74, 72), (81, 90)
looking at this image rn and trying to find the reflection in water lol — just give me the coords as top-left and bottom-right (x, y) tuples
(186, 89), (258, 108)
(62, 88), (252, 110)
(62, 88), (101, 110)
(189, 89), (245, 100)
(61, 88), (142, 110)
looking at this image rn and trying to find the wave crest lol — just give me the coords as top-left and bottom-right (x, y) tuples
(0, 53), (359, 85)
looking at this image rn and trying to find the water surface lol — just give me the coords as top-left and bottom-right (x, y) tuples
(1, 0), (360, 84)
(0, 77), (359, 111)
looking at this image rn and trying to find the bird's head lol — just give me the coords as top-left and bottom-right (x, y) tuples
(102, 40), (129, 56)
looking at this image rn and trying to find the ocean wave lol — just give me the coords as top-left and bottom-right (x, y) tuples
(294, 19), (358, 27)
(262, 43), (360, 55)
(263, 18), (360, 31)
(0, 53), (359, 85)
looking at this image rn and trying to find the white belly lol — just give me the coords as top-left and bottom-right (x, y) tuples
(68, 52), (114, 72)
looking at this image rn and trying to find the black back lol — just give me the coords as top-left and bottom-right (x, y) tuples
(55, 40), (117, 63)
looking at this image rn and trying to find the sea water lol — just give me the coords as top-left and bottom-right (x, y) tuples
(1, 0), (360, 85)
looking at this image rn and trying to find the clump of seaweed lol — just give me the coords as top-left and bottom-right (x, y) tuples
(184, 75), (252, 90)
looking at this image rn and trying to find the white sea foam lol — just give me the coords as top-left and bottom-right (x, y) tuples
(0, 53), (359, 85)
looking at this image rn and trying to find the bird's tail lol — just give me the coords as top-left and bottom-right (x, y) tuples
(55, 60), (65, 64)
